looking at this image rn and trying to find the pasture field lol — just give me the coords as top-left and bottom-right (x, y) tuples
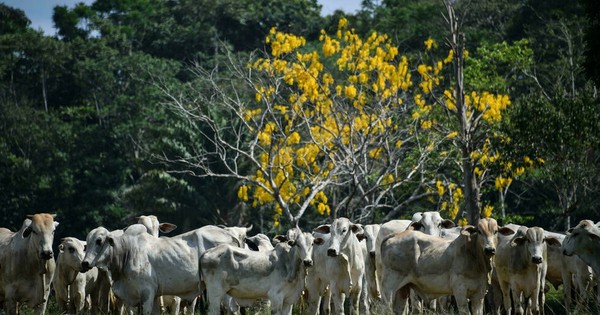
(10, 285), (600, 315)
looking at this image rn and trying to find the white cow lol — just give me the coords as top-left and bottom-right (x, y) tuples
(81, 223), (249, 315)
(380, 218), (514, 315)
(81, 224), (202, 315)
(563, 220), (600, 277)
(54, 237), (103, 315)
(495, 226), (560, 315)
(200, 227), (314, 315)
(311, 217), (367, 315)
(374, 212), (455, 295)
(0, 214), (58, 315)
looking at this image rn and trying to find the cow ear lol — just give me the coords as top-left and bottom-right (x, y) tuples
(441, 220), (456, 229)
(498, 227), (515, 236)
(407, 221), (423, 231)
(313, 224), (331, 234)
(566, 227), (574, 235)
(273, 235), (287, 243)
(245, 238), (259, 251)
(54, 221), (60, 228)
(351, 224), (364, 235)
(158, 223), (177, 234)
(356, 233), (366, 242)
(461, 226), (476, 236)
(287, 240), (296, 246)
(545, 237), (561, 247)
(22, 226), (33, 238)
(512, 237), (526, 246)
(313, 237), (325, 245)
(58, 244), (65, 252)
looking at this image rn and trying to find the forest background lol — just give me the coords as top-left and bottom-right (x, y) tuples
(1, 0), (599, 242)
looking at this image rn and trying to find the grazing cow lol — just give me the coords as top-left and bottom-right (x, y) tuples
(495, 226), (561, 315)
(201, 227), (314, 315)
(311, 217), (367, 315)
(0, 214), (58, 315)
(54, 237), (103, 315)
(563, 220), (600, 277)
(380, 218), (514, 315)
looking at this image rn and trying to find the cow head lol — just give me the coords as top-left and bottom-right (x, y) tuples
(511, 227), (561, 265)
(81, 227), (115, 272)
(412, 211), (455, 237)
(563, 220), (600, 257)
(462, 217), (514, 258)
(22, 213), (58, 260)
(136, 215), (177, 237)
(59, 237), (87, 270)
(362, 224), (381, 258)
(274, 227), (314, 267)
(313, 217), (364, 257)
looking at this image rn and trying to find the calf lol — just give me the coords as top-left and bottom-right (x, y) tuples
(201, 227), (313, 315)
(54, 237), (102, 315)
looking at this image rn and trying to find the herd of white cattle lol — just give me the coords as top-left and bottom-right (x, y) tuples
(1, 212), (599, 315)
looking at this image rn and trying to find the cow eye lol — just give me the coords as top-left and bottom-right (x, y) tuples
(68, 247), (75, 253)
(96, 239), (102, 246)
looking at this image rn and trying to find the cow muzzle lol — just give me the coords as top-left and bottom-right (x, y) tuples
(81, 261), (91, 272)
(369, 251), (375, 258)
(41, 250), (53, 260)
(532, 256), (543, 264)
(303, 259), (314, 267)
(484, 247), (496, 256)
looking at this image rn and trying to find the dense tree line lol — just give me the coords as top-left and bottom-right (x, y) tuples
(0, 0), (598, 240)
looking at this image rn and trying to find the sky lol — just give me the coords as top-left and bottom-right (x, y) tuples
(2, 0), (364, 36)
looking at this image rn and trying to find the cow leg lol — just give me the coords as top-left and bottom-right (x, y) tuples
(206, 288), (225, 315)
(498, 280), (512, 315)
(511, 289), (524, 315)
(452, 287), (469, 315)
(73, 285), (86, 315)
(304, 276), (323, 315)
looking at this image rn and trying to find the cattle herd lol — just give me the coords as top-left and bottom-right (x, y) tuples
(1, 212), (599, 315)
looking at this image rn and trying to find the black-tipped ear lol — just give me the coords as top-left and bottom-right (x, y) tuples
(441, 220), (456, 229)
(158, 223), (177, 234)
(245, 238), (259, 251)
(356, 233), (366, 242)
(313, 225), (331, 234)
(313, 238), (325, 245)
(566, 227), (574, 234)
(499, 227), (515, 236)
(512, 237), (526, 246)
(22, 226), (33, 238)
(274, 235), (287, 243)
(287, 240), (296, 246)
(545, 237), (561, 247)
(407, 221), (423, 231)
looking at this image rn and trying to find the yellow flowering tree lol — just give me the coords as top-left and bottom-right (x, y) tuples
(162, 18), (447, 227)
